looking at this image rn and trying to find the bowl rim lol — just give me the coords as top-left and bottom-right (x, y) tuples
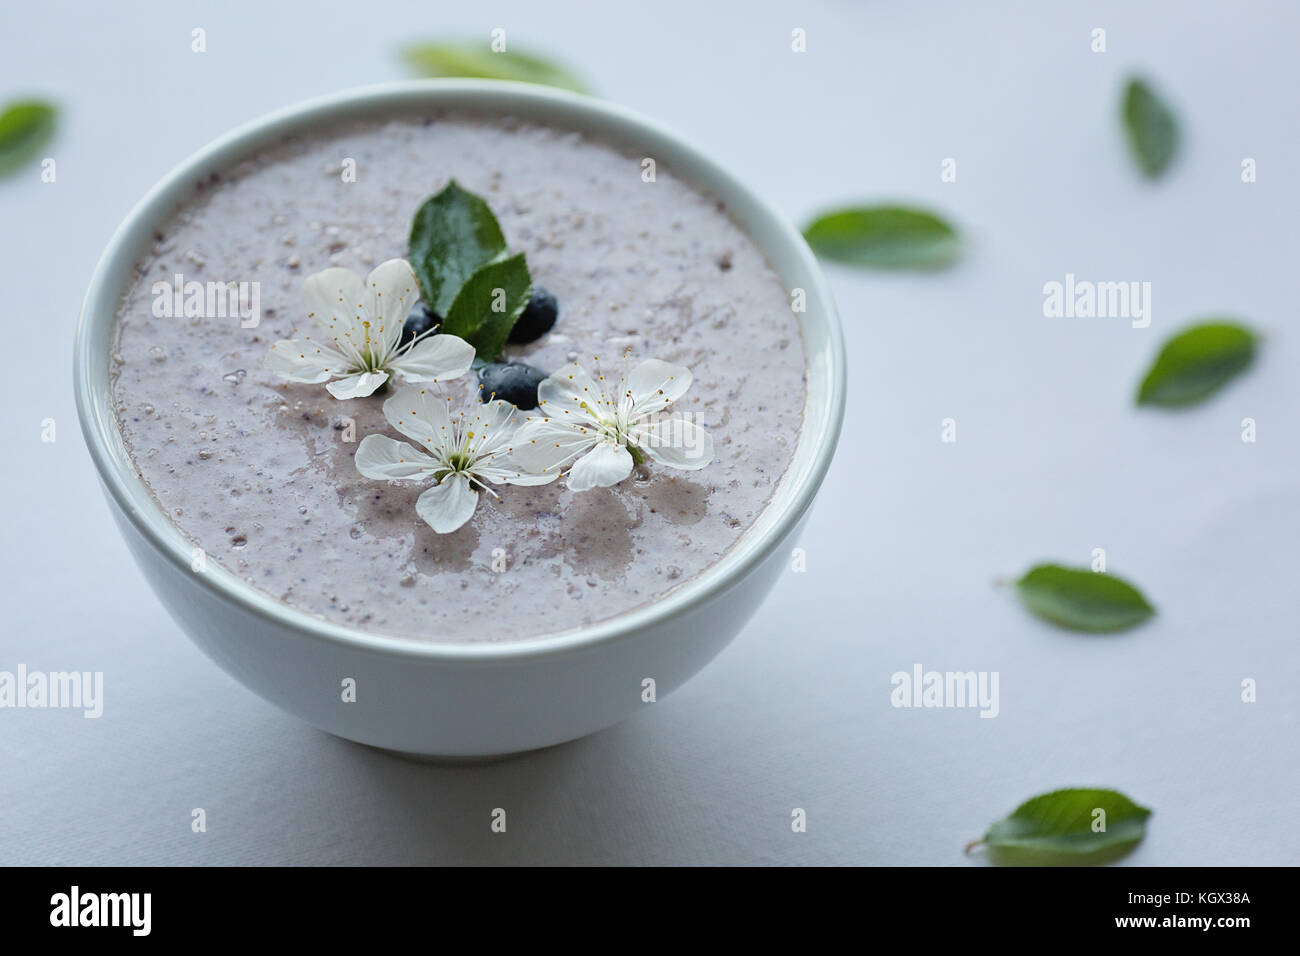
(74, 78), (846, 664)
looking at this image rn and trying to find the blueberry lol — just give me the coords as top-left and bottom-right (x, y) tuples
(478, 362), (548, 410)
(401, 302), (441, 348)
(508, 286), (559, 343)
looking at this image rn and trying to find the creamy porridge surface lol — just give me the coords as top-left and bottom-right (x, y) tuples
(111, 114), (806, 642)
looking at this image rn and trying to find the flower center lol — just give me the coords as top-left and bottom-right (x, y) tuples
(445, 450), (473, 473)
(356, 321), (387, 372)
(579, 401), (626, 444)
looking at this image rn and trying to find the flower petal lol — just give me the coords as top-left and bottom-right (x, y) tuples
(630, 417), (714, 470)
(325, 370), (389, 399)
(511, 417), (599, 477)
(467, 399), (520, 459)
(624, 358), (693, 419)
(264, 339), (349, 382)
(476, 461), (560, 486)
(390, 333), (475, 383)
(415, 474), (478, 534)
(303, 267), (366, 337)
(354, 434), (440, 480)
(364, 259), (421, 356)
(536, 362), (609, 425)
(382, 385), (454, 447)
(567, 441), (634, 491)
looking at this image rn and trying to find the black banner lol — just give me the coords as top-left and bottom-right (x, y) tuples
(1, 866), (1279, 940)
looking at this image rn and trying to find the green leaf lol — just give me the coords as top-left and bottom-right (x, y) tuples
(442, 253), (532, 362)
(802, 205), (960, 269)
(0, 99), (57, 176)
(1122, 77), (1178, 178)
(975, 788), (1152, 866)
(1137, 321), (1257, 408)
(402, 43), (589, 94)
(407, 180), (537, 357)
(1015, 564), (1155, 633)
(408, 180), (508, 317)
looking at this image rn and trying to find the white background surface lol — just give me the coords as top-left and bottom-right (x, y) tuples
(3, 0), (1297, 865)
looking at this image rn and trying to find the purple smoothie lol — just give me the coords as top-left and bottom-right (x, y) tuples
(111, 114), (807, 642)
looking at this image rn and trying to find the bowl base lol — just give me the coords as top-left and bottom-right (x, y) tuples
(357, 734), (581, 765)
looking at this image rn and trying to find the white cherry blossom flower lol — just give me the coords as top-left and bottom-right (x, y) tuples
(354, 386), (550, 534)
(265, 258), (474, 400)
(511, 358), (714, 491)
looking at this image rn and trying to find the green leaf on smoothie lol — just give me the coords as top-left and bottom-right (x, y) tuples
(407, 181), (536, 361)
(442, 253), (532, 362)
(972, 788), (1152, 866)
(1014, 564), (1155, 633)
(1122, 77), (1178, 179)
(1136, 321), (1258, 408)
(0, 99), (57, 176)
(408, 180), (508, 317)
(403, 43), (590, 94)
(802, 205), (960, 269)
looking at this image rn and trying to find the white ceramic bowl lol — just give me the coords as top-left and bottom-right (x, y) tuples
(74, 80), (845, 757)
